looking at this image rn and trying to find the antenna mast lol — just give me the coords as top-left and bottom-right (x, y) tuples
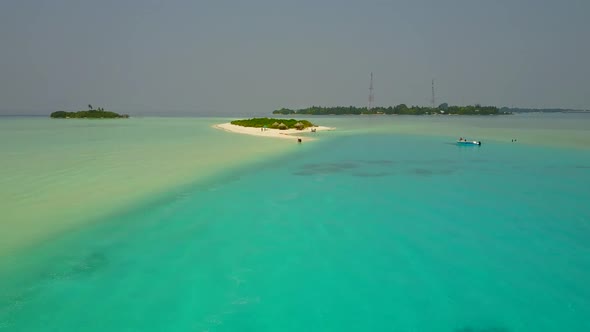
(368, 72), (374, 110)
(431, 79), (435, 109)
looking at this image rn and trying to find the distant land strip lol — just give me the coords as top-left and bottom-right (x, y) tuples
(501, 107), (590, 113)
(273, 105), (589, 116)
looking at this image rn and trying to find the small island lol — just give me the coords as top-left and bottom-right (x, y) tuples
(50, 105), (129, 119)
(214, 117), (334, 142)
(273, 104), (506, 116)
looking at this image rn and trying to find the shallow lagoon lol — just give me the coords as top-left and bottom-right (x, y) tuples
(1, 114), (589, 331)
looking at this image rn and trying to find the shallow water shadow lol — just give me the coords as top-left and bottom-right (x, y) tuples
(0, 292), (29, 325)
(0, 251), (108, 327)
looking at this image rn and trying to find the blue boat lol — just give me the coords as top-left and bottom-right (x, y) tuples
(457, 139), (481, 146)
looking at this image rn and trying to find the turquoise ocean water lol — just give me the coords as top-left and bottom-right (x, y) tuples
(1, 115), (590, 331)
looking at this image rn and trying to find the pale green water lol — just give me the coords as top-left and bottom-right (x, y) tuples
(1, 114), (590, 331)
(0, 117), (294, 256)
(1, 114), (588, 257)
(310, 113), (590, 149)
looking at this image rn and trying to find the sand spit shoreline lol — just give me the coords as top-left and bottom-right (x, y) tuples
(213, 123), (334, 142)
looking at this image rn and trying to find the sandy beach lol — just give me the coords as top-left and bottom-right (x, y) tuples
(213, 123), (334, 142)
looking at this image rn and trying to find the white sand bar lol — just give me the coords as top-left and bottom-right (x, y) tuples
(213, 123), (335, 142)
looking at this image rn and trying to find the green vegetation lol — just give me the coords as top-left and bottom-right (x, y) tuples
(230, 118), (315, 130)
(50, 105), (129, 119)
(273, 104), (507, 115)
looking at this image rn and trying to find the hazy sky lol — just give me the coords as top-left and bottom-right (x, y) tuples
(1, 0), (589, 115)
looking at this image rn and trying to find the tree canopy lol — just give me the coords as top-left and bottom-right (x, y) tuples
(50, 107), (128, 119)
(230, 118), (314, 130)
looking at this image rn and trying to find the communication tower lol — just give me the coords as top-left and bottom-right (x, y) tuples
(368, 72), (374, 110)
(431, 79), (436, 109)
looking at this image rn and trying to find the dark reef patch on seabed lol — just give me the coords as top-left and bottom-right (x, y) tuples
(362, 159), (394, 165)
(351, 171), (392, 177)
(293, 161), (360, 175)
(70, 252), (108, 276)
(48, 251), (109, 280)
(293, 159), (457, 178)
(413, 168), (433, 176)
(301, 162), (359, 170)
(454, 326), (510, 332)
(411, 168), (456, 177)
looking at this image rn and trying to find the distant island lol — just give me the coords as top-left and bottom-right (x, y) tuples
(273, 104), (505, 115)
(231, 117), (314, 130)
(501, 107), (590, 113)
(50, 105), (129, 119)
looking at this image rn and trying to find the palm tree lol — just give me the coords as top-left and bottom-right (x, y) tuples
(88, 104), (93, 111)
